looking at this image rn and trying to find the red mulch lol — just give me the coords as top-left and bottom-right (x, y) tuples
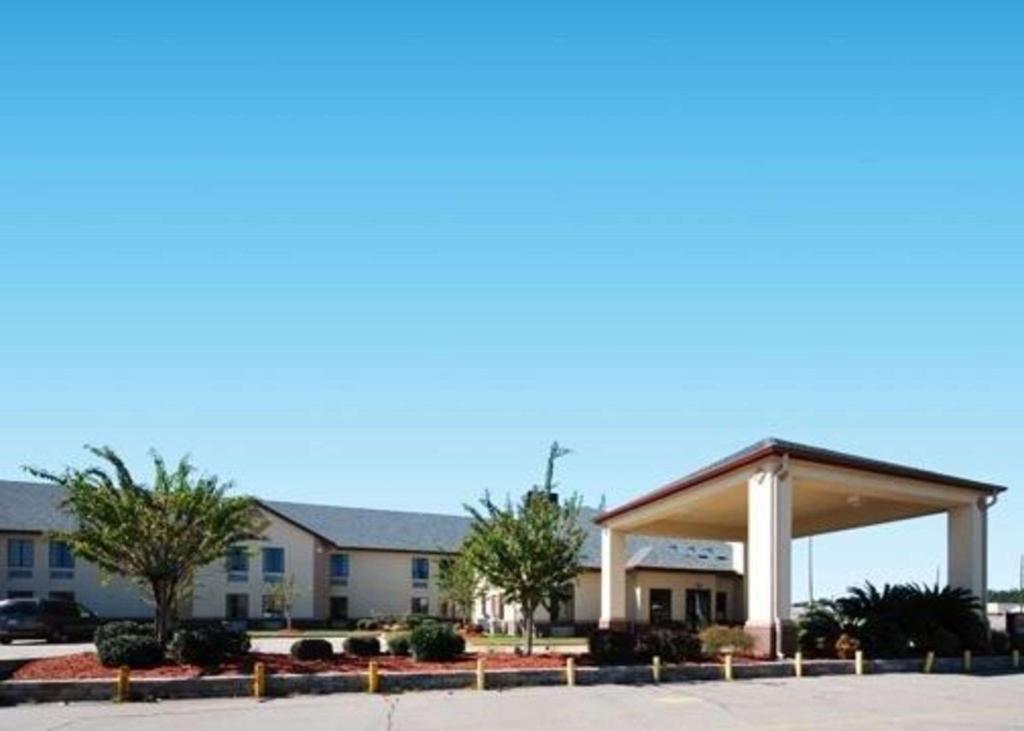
(13, 653), (205, 680)
(12, 652), (574, 681)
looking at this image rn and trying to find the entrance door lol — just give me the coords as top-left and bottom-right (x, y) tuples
(685, 589), (712, 629)
(649, 589), (673, 625)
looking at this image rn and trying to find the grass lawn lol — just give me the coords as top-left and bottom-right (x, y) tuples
(474, 634), (587, 646)
(247, 629), (371, 638)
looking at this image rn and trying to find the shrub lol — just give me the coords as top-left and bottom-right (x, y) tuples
(989, 630), (1010, 656)
(94, 620), (153, 645)
(798, 601), (844, 658)
(167, 625), (250, 666)
(386, 632), (412, 656)
(343, 635), (381, 657)
(699, 625), (754, 656)
(635, 628), (702, 663)
(96, 634), (164, 668)
(588, 629), (637, 664)
(355, 618), (381, 631)
(835, 633), (860, 660)
(409, 621), (465, 661)
(290, 638), (334, 661)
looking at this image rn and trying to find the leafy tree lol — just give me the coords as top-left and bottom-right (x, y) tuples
(438, 553), (480, 623)
(26, 446), (267, 644)
(264, 573), (303, 630)
(462, 443), (585, 654)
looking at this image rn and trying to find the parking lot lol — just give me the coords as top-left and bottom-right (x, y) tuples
(3, 673), (1022, 730)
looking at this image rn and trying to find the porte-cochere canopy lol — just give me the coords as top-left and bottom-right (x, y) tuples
(595, 438), (1006, 657)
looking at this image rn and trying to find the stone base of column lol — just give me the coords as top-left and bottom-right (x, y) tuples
(744, 620), (798, 658)
(598, 618), (630, 631)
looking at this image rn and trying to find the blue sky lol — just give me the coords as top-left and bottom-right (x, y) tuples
(1, 1), (1022, 599)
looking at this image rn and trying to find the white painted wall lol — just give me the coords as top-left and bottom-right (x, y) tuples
(191, 510), (317, 620)
(0, 532), (152, 617)
(337, 549), (450, 619)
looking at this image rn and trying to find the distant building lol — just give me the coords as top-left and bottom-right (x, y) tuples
(0, 481), (741, 629)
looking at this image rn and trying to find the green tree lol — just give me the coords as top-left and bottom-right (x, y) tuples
(264, 573), (304, 630)
(26, 446), (267, 645)
(462, 442), (586, 654)
(438, 553), (480, 623)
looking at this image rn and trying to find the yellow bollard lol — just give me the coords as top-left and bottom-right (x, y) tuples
(652, 655), (661, 683)
(253, 661), (267, 698)
(565, 656), (576, 687)
(367, 661), (380, 693)
(794, 651), (803, 678)
(1013, 649), (1020, 670)
(475, 657), (485, 691)
(923, 651), (935, 674)
(114, 665), (130, 703)
(963, 649), (972, 673)
(854, 650), (864, 676)
(723, 653), (733, 681)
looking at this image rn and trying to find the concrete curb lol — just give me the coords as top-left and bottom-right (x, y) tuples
(1, 655), (1018, 705)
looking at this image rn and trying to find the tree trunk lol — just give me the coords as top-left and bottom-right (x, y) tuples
(524, 606), (535, 655)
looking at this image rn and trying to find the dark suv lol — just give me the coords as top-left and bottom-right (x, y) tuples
(0, 598), (99, 643)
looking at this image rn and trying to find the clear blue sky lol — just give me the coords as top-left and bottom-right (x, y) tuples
(1, 2), (1021, 599)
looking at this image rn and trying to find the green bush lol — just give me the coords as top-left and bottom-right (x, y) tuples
(798, 601), (845, 658)
(990, 630), (1010, 655)
(409, 621), (465, 661)
(587, 629), (637, 664)
(290, 638), (334, 661)
(355, 618), (381, 631)
(698, 625), (755, 656)
(386, 632), (412, 656)
(635, 628), (702, 663)
(94, 620), (154, 645)
(167, 625), (250, 666)
(96, 634), (164, 668)
(343, 635), (381, 656)
(836, 582), (986, 658)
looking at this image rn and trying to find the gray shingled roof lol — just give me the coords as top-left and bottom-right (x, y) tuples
(0, 480), (75, 533)
(0, 480), (735, 574)
(260, 500), (473, 554)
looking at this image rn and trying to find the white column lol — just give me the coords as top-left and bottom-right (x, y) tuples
(600, 527), (627, 628)
(947, 500), (985, 602)
(745, 463), (793, 656)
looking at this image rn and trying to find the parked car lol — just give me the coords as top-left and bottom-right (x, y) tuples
(0, 598), (100, 643)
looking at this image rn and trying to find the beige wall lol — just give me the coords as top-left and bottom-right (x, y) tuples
(476, 569), (744, 628)
(0, 531), (152, 617)
(334, 549), (451, 619)
(191, 510), (318, 620)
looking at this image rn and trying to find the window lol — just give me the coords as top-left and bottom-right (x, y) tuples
(7, 591), (33, 599)
(226, 594), (249, 620)
(715, 591), (728, 622)
(7, 538), (34, 579)
(411, 557), (429, 587)
(262, 547), (285, 577)
(49, 591), (75, 603)
(649, 588), (672, 626)
(330, 554), (349, 585)
(685, 589), (712, 629)
(49, 541), (74, 579)
(549, 585), (575, 624)
(411, 596), (429, 615)
(330, 596), (349, 621)
(262, 593), (285, 617)
(226, 546), (249, 581)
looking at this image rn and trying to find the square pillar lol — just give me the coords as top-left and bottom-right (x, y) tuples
(947, 500), (985, 604)
(744, 463), (795, 657)
(599, 527), (627, 629)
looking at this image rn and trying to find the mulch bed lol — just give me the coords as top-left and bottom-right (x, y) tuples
(11, 651), (576, 681)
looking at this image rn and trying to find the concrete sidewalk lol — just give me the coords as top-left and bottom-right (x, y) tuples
(2, 673), (1022, 730)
